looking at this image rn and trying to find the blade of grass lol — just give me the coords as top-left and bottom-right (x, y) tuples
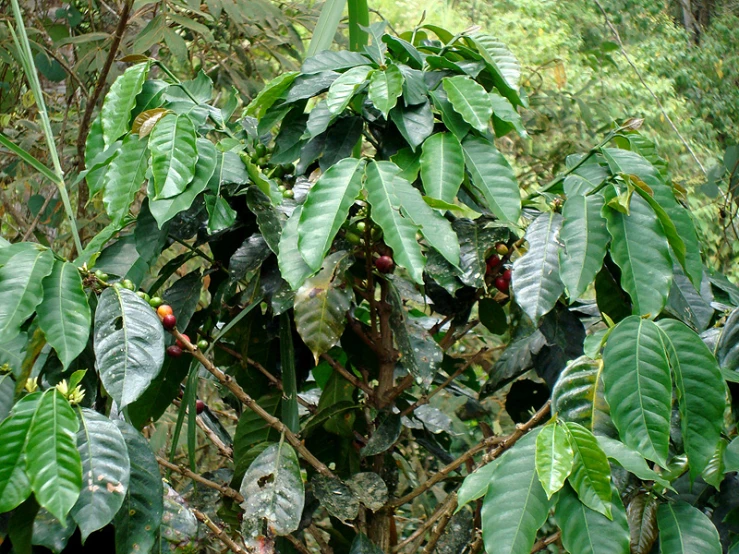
(0, 133), (61, 185)
(306, 0), (347, 57)
(348, 0), (369, 52)
(279, 313), (299, 433)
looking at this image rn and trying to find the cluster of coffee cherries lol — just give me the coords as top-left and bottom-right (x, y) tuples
(249, 143), (296, 199)
(486, 242), (512, 293)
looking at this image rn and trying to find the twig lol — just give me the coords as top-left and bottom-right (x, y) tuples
(157, 457), (244, 502)
(75, 0), (134, 169)
(531, 531), (561, 553)
(391, 401), (550, 508)
(392, 493), (457, 553)
(400, 349), (487, 418)
(307, 524), (334, 554)
(191, 507), (249, 554)
(195, 414), (234, 458)
(321, 353), (375, 399)
(421, 493), (458, 554)
(284, 534), (312, 554)
(592, 0), (706, 176)
(172, 329), (335, 478)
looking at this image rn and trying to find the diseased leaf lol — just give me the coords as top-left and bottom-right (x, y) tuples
(312, 475), (359, 522)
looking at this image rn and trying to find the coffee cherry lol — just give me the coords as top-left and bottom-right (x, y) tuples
(162, 314), (177, 330)
(375, 255), (395, 274)
(494, 277), (509, 293)
(197, 339), (209, 350)
(157, 305), (173, 319)
(282, 189), (294, 199)
(277, 184), (287, 192)
(94, 269), (108, 282)
(496, 242), (509, 256)
(345, 231), (361, 245)
(166, 345), (183, 358)
(149, 296), (164, 309)
(502, 268), (512, 282)
(486, 255), (501, 274)
(195, 400), (205, 414)
(255, 143), (267, 157)
(121, 279), (135, 291)
(176, 334), (190, 349)
(136, 291), (151, 302)
(355, 221), (366, 232)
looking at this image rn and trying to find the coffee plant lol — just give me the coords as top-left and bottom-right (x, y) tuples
(2, 16), (739, 554)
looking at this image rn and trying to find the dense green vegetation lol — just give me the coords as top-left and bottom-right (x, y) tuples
(0, 0), (738, 553)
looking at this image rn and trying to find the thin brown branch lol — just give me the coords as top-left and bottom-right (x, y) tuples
(400, 348), (487, 418)
(172, 329), (335, 478)
(321, 352), (375, 399)
(75, 0), (134, 169)
(307, 524), (334, 554)
(195, 414), (234, 458)
(284, 534), (312, 554)
(191, 507), (249, 554)
(392, 493), (457, 553)
(24, 189), (57, 241)
(157, 457), (244, 502)
(531, 530), (561, 553)
(391, 401), (551, 508)
(421, 493), (458, 554)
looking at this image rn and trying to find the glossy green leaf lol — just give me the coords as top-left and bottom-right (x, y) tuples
(557, 484), (630, 554)
(148, 113), (199, 200)
(240, 441), (304, 543)
(71, 409), (130, 541)
(368, 63), (404, 118)
(245, 71), (298, 119)
(365, 161), (425, 283)
(148, 138), (217, 227)
(725, 436), (739, 473)
(113, 420), (163, 554)
(666, 265), (713, 332)
(481, 432), (552, 554)
(602, 316), (671, 464)
(420, 132), (465, 204)
(511, 212), (564, 324)
(458, 460), (498, 509)
(278, 206), (313, 290)
(0, 392), (40, 513)
(298, 158), (365, 270)
(294, 251), (353, 362)
(657, 319), (725, 478)
(467, 33), (522, 106)
(37, 261), (91, 369)
(205, 194), (237, 234)
(429, 88), (471, 141)
(360, 413), (401, 456)
(442, 75), (493, 132)
(603, 192), (673, 317)
(26, 390), (82, 522)
(559, 194), (609, 301)
(326, 65), (373, 114)
(93, 287), (165, 408)
(389, 100), (434, 151)
(596, 435), (671, 488)
(657, 502), (721, 554)
(102, 134), (148, 221)
(565, 422), (612, 519)
(0, 246), (54, 341)
(490, 91), (527, 138)
(101, 62), (150, 147)
(462, 135), (520, 222)
(536, 420), (574, 498)
(551, 356), (615, 437)
(350, 533), (384, 554)
(302, 50), (372, 74)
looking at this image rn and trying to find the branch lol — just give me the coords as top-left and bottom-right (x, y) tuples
(421, 493), (457, 554)
(321, 353), (375, 399)
(390, 401), (550, 508)
(531, 530), (561, 553)
(307, 524), (334, 554)
(157, 457), (243, 502)
(191, 508), (249, 554)
(171, 329), (335, 478)
(392, 493), (457, 553)
(284, 534), (312, 554)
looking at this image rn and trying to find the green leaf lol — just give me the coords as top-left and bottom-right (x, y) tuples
(0, 246), (54, 341)
(725, 436), (739, 473)
(101, 62), (150, 147)
(102, 134), (148, 221)
(559, 194), (609, 301)
(360, 413), (401, 456)
(657, 319), (725, 478)
(0, 392), (41, 513)
(326, 65), (373, 114)
(93, 287), (165, 408)
(298, 158), (365, 270)
(657, 502), (721, 554)
(71, 409), (130, 541)
(390, 100), (434, 151)
(148, 113), (199, 200)
(305, 0), (348, 57)
(390, 146), (421, 183)
(565, 422), (612, 519)
(462, 135), (521, 222)
(467, 33), (522, 107)
(205, 194), (237, 234)
(294, 251), (353, 362)
(364, 161), (425, 283)
(37, 261), (91, 369)
(0, 132), (61, 185)
(368, 63), (404, 118)
(279, 313), (299, 433)
(551, 356), (614, 437)
(602, 316), (671, 464)
(429, 88), (470, 141)
(113, 420), (163, 554)
(511, 212), (564, 324)
(481, 431), (552, 554)
(32, 508), (75, 553)
(234, 392), (281, 479)
(596, 435), (671, 488)
(240, 441), (305, 543)
(718, 308), (739, 373)
(245, 71), (298, 119)
(148, 138), (217, 227)
(26, 390), (82, 521)
(557, 484), (630, 554)
(536, 420), (574, 498)
(666, 265), (713, 332)
(603, 192), (673, 317)
(302, 50), (371, 74)
(442, 75), (493, 133)
(246, 187), (283, 255)
(490, 91), (527, 138)
(350, 533), (384, 554)
(458, 460), (498, 509)
(278, 206), (313, 290)
(420, 132), (465, 204)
